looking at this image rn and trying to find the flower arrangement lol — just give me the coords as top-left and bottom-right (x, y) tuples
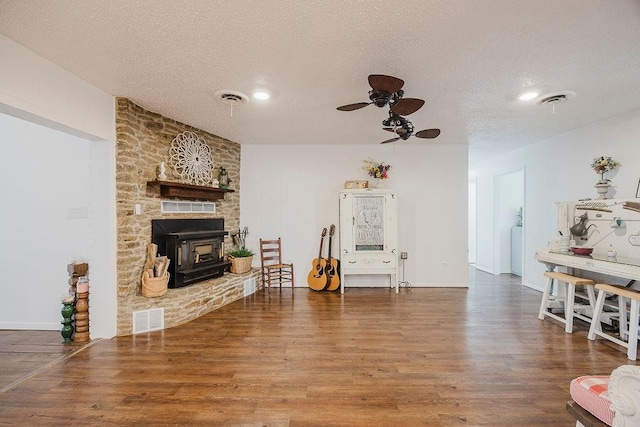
(363, 158), (391, 180)
(591, 156), (621, 183)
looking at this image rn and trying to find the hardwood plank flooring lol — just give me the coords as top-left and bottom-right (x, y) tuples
(0, 268), (636, 426)
(0, 330), (85, 393)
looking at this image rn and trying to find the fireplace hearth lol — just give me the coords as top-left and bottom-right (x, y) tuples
(152, 219), (231, 288)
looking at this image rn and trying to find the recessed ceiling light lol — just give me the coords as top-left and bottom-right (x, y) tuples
(518, 91), (539, 101)
(253, 91), (270, 100)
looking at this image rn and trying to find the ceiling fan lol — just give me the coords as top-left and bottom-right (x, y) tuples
(337, 74), (425, 116)
(380, 112), (441, 144)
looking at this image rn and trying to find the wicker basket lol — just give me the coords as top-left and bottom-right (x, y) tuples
(229, 255), (253, 274)
(142, 271), (169, 297)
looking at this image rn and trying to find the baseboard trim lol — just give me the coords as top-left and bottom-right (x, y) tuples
(401, 283), (468, 288)
(475, 266), (494, 274)
(0, 322), (58, 330)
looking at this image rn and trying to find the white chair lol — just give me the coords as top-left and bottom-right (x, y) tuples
(567, 365), (640, 427)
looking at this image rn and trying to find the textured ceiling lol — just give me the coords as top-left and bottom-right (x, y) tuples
(1, 0), (640, 165)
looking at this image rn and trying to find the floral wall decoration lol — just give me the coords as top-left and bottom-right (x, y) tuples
(363, 157), (391, 180)
(169, 131), (214, 186)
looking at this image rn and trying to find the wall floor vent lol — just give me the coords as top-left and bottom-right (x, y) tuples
(244, 278), (256, 296)
(133, 308), (164, 334)
(161, 200), (215, 213)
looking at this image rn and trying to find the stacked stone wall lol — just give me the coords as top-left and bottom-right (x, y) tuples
(115, 98), (253, 336)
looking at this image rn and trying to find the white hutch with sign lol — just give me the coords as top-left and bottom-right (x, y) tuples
(338, 189), (399, 294)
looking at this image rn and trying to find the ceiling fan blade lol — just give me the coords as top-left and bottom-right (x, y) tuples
(336, 102), (370, 111)
(380, 136), (401, 144)
(368, 74), (404, 94)
(415, 129), (441, 139)
(382, 127), (407, 135)
(391, 98), (425, 116)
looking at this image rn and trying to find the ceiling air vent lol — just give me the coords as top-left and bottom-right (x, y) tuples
(214, 91), (248, 105)
(539, 94), (566, 104)
(537, 90), (576, 106)
(536, 90), (576, 113)
(214, 90), (249, 117)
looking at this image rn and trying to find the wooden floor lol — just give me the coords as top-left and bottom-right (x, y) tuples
(0, 268), (636, 426)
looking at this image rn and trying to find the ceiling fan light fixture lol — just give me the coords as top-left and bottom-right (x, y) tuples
(518, 91), (539, 101)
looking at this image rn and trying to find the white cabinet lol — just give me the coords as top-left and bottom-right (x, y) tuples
(338, 189), (398, 294)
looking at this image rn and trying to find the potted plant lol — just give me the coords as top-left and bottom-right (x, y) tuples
(227, 247), (254, 274)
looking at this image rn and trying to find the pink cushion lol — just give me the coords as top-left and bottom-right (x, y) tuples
(570, 375), (614, 426)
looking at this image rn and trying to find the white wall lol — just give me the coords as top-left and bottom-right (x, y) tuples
(0, 34), (117, 338)
(0, 34), (113, 141)
(241, 143), (469, 288)
(472, 108), (640, 290)
(468, 181), (477, 264)
(475, 173), (494, 274)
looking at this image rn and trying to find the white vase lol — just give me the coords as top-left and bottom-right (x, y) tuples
(371, 179), (388, 189)
(595, 182), (611, 199)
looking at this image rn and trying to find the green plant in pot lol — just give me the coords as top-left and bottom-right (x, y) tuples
(227, 248), (254, 274)
(227, 248), (254, 258)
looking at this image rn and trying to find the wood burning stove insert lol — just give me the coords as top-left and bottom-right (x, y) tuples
(152, 218), (232, 288)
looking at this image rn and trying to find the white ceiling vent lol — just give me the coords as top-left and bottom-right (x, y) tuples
(215, 90), (248, 105)
(537, 90), (576, 113)
(214, 90), (248, 116)
(537, 91), (576, 106)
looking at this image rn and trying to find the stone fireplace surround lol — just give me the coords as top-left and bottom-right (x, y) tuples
(116, 98), (259, 336)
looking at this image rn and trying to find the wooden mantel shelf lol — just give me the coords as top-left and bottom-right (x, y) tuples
(147, 180), (235, 201)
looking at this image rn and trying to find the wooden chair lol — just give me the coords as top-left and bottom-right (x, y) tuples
(259, 238), (294, 291)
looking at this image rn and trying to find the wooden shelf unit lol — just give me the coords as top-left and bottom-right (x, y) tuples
(147, 180), (234, 201)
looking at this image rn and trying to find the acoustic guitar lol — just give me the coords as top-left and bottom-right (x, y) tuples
(307, 227), (328, 291)
(325, 224), (340, 291)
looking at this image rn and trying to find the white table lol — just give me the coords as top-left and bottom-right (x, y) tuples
(535, 248), (640, 281)
(536, 248), (640, 325)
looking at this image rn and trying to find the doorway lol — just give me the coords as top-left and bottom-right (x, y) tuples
(494, 169), (525, 280)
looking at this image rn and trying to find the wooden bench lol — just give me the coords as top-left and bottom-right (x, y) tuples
(588, 284), (640, 360)
(539, 271), (596, 333)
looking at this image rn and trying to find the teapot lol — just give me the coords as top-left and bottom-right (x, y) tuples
(570, 212), (589, 237)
